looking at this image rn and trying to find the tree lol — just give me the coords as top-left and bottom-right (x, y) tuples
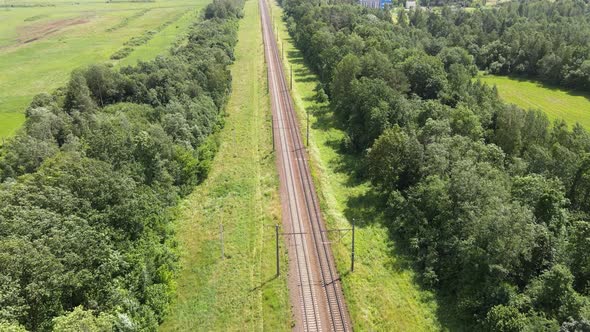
(484, 305), (527, 332)
(401, 54), (448, 99)
(83, 64), (123, 107)
(26, 93), (58, 117)
(0, 275), (27, 324)
(524, 264), (587, 322)
(493, 105), (526, 155)
(569, 221), (590, 294)
(397, 9), (409, 27)
(63, 70), (96, 114)
(511, 175), (568, 230)
(0, 323), (27, 332)
(367, 126), (423, 191)
(52, 306), (115, 332)
(560, 317), (590, 332)
(314, 84), (328, 103)
(438, 47), (476, 73)
(331, 54), (361, 113)
(538, 53), (564, 84)
(567, 154), (590, 213)
(521, 110), (550, 151)
(0, 134), (59, 179)
(450, 105), (483, 140)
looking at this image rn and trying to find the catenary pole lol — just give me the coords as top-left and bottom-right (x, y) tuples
(306, 109), (309, 147)
(275, 224), (280, 277)
(220, 223), (224, 260)
(271, 115), (275, 151)
(351, 219), (355, 272)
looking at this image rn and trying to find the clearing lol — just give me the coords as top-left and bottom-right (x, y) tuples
(479, 74), (590, 129)
(159, 0), (292, 330)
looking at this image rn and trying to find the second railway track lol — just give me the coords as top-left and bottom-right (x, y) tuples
(259, 1), (352, 331)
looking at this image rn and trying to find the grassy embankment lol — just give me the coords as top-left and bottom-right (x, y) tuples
(0, 0), (204, 138)
(479, 74), (590, 129)
(159, 0), (292, 330)
(268, 1), (443, 330)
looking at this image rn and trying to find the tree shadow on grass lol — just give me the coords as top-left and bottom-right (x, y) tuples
(295, 75), (318, 84)
(250, 275), (278, 293)
(286, 49), (305, 65)
(309, 116), (469, 329)
(302, 95), (315, 103)
(343, 185), (469, 331)
(342, 189), (386, 228)
(291, 65), (317, 84)
(308, 105), (368, 188)
(286, 45), (324, 85)
(293, 67), (309, 76)
(481, 73), (590, 103)
(309, 105), (333, 131)
(512, 75), (590, 101)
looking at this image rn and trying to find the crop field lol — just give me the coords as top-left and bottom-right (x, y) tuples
(0, 0), (207, 138)
(479, 74), (590, 129)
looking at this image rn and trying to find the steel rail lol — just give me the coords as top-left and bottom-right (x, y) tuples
(260, 1), (322, 330)
(260, 0), (352, 330)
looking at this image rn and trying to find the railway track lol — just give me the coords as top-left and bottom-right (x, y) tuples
(259, 1), (352, 331)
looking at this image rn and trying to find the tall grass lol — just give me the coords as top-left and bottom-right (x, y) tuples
(159, 0), (292, 330)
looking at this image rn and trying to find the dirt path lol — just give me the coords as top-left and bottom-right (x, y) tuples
(18, 17), (90, 44)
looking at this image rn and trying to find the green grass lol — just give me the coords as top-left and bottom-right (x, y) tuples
(0, 0), (208, 139)
(269, 1), (442, 330)
(159, 0), (292, 330)
(118, 10), (197, 66)
(0, 112), (25, 138)
(479, 74), (590, 129)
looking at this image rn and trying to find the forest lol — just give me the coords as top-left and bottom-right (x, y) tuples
(405, 0), (590, 90)
(282, 0), (590, 330)
(0, 0), (243, 330)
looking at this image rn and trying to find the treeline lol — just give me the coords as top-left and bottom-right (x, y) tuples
(0, 0), (243, 330)
(404, 0), (590, 90)
(283, 0), (590, 330)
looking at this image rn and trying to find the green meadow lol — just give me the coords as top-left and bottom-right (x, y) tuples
(479, 74), (590, 129)
(0, 0), (207, 138)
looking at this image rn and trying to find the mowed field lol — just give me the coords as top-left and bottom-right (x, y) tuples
(479, 74), (590, 129)
(0, 0), (208, 138)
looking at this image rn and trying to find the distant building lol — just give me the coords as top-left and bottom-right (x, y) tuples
(380, 0), (392, 8)
(359, 0), (379, 8)
(406, 0), (417, 8)
(359, 0), (392, 9)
